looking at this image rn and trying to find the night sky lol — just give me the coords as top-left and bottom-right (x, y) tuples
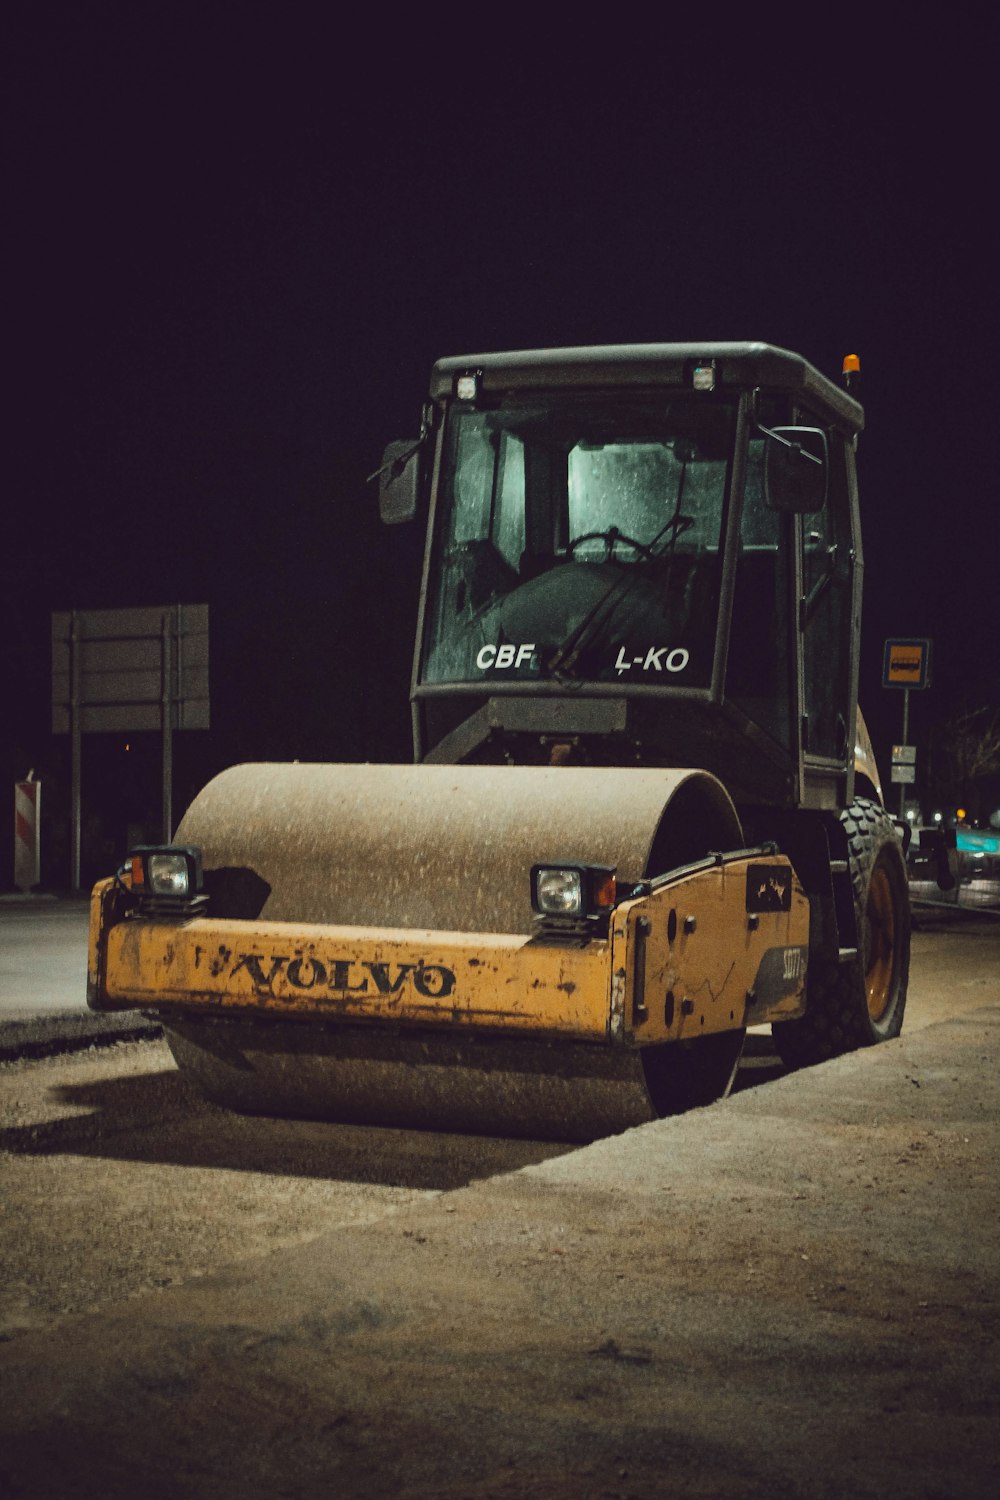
(5, 14), (998, 880)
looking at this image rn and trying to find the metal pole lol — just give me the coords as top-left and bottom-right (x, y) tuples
(899, 687), (910, 821)
(161, 609), (174, 841)
(70, 611), (82, 890)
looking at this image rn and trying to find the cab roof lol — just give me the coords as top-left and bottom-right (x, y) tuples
(430, 342), (864, 434)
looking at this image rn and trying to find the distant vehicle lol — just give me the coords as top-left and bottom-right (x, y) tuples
(907, 826), (958, 889)
(956, 827), (1000, 882)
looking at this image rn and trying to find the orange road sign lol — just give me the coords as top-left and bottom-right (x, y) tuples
(883, 638), (931, 690)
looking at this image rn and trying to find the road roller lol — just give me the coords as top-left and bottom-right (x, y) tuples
(88, 343), (911, 1139)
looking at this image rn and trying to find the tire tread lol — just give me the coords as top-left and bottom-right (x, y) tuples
(773, 799), (909, 1070)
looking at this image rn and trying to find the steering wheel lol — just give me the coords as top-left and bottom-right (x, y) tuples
(566, 527), (657, 562)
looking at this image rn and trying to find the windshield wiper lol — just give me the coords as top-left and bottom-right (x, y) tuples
(547, 476), (693, 678)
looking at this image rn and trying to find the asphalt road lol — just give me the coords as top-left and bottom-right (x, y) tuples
(0, 902), (998, 1497)
(0, 894), (159, 1056)
(0, 895), (91, 1019)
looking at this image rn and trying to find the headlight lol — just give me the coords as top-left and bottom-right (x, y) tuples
(146, 852), (193, 897)
(125, 845), (206, 916)
(530, 862), (618, 939)
(534, 867), (585, 917)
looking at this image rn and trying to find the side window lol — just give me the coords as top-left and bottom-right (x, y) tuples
(450, 412), (494, 543)
(801, 425), (854, 759)
(450, 417), (525, 569)
(494, 433), (525, 569)
(727, 436), (793, 749)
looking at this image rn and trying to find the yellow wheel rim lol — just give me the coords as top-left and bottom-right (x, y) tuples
(866, 862), (896, 1023)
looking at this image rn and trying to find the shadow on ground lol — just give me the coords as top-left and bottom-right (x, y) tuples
(2, 1033), (786, 1189)
(1, 1063), (577, 1190)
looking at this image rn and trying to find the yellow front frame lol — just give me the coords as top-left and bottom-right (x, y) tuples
(88, 851), (811, 1048)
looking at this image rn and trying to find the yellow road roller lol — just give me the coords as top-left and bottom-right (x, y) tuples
(88, 343), (910, 1139)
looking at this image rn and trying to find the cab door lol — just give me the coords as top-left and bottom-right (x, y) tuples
(799, 428), (858, 774)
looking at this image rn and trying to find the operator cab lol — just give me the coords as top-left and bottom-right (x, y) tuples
(380, 343), (864, 812)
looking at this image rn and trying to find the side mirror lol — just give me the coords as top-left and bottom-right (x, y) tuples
(764, 426), (828, 514)
(378, 440), (421, 524)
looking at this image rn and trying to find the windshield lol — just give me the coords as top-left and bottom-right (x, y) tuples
(422, 395), (736, 686)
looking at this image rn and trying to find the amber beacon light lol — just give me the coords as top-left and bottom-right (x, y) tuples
(842, 352), (860, 394)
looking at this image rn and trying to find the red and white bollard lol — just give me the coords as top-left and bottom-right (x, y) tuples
(14, 777), (41, 892)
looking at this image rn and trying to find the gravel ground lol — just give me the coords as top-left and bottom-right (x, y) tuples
(0, 916), (997, 1498)
(0, 1039), (569, 1338)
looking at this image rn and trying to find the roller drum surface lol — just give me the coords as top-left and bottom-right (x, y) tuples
(174, 762), (741, 932)
(165, 1021), (667, 1142)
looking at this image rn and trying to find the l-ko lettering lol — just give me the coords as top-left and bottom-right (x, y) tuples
(476, 643), (536, 670)
(615, 646), (690, 675)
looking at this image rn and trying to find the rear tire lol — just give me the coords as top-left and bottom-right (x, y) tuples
(773, 799), (910, 1070)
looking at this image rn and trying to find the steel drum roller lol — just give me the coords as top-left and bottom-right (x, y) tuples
(174, 762), (742, 931)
